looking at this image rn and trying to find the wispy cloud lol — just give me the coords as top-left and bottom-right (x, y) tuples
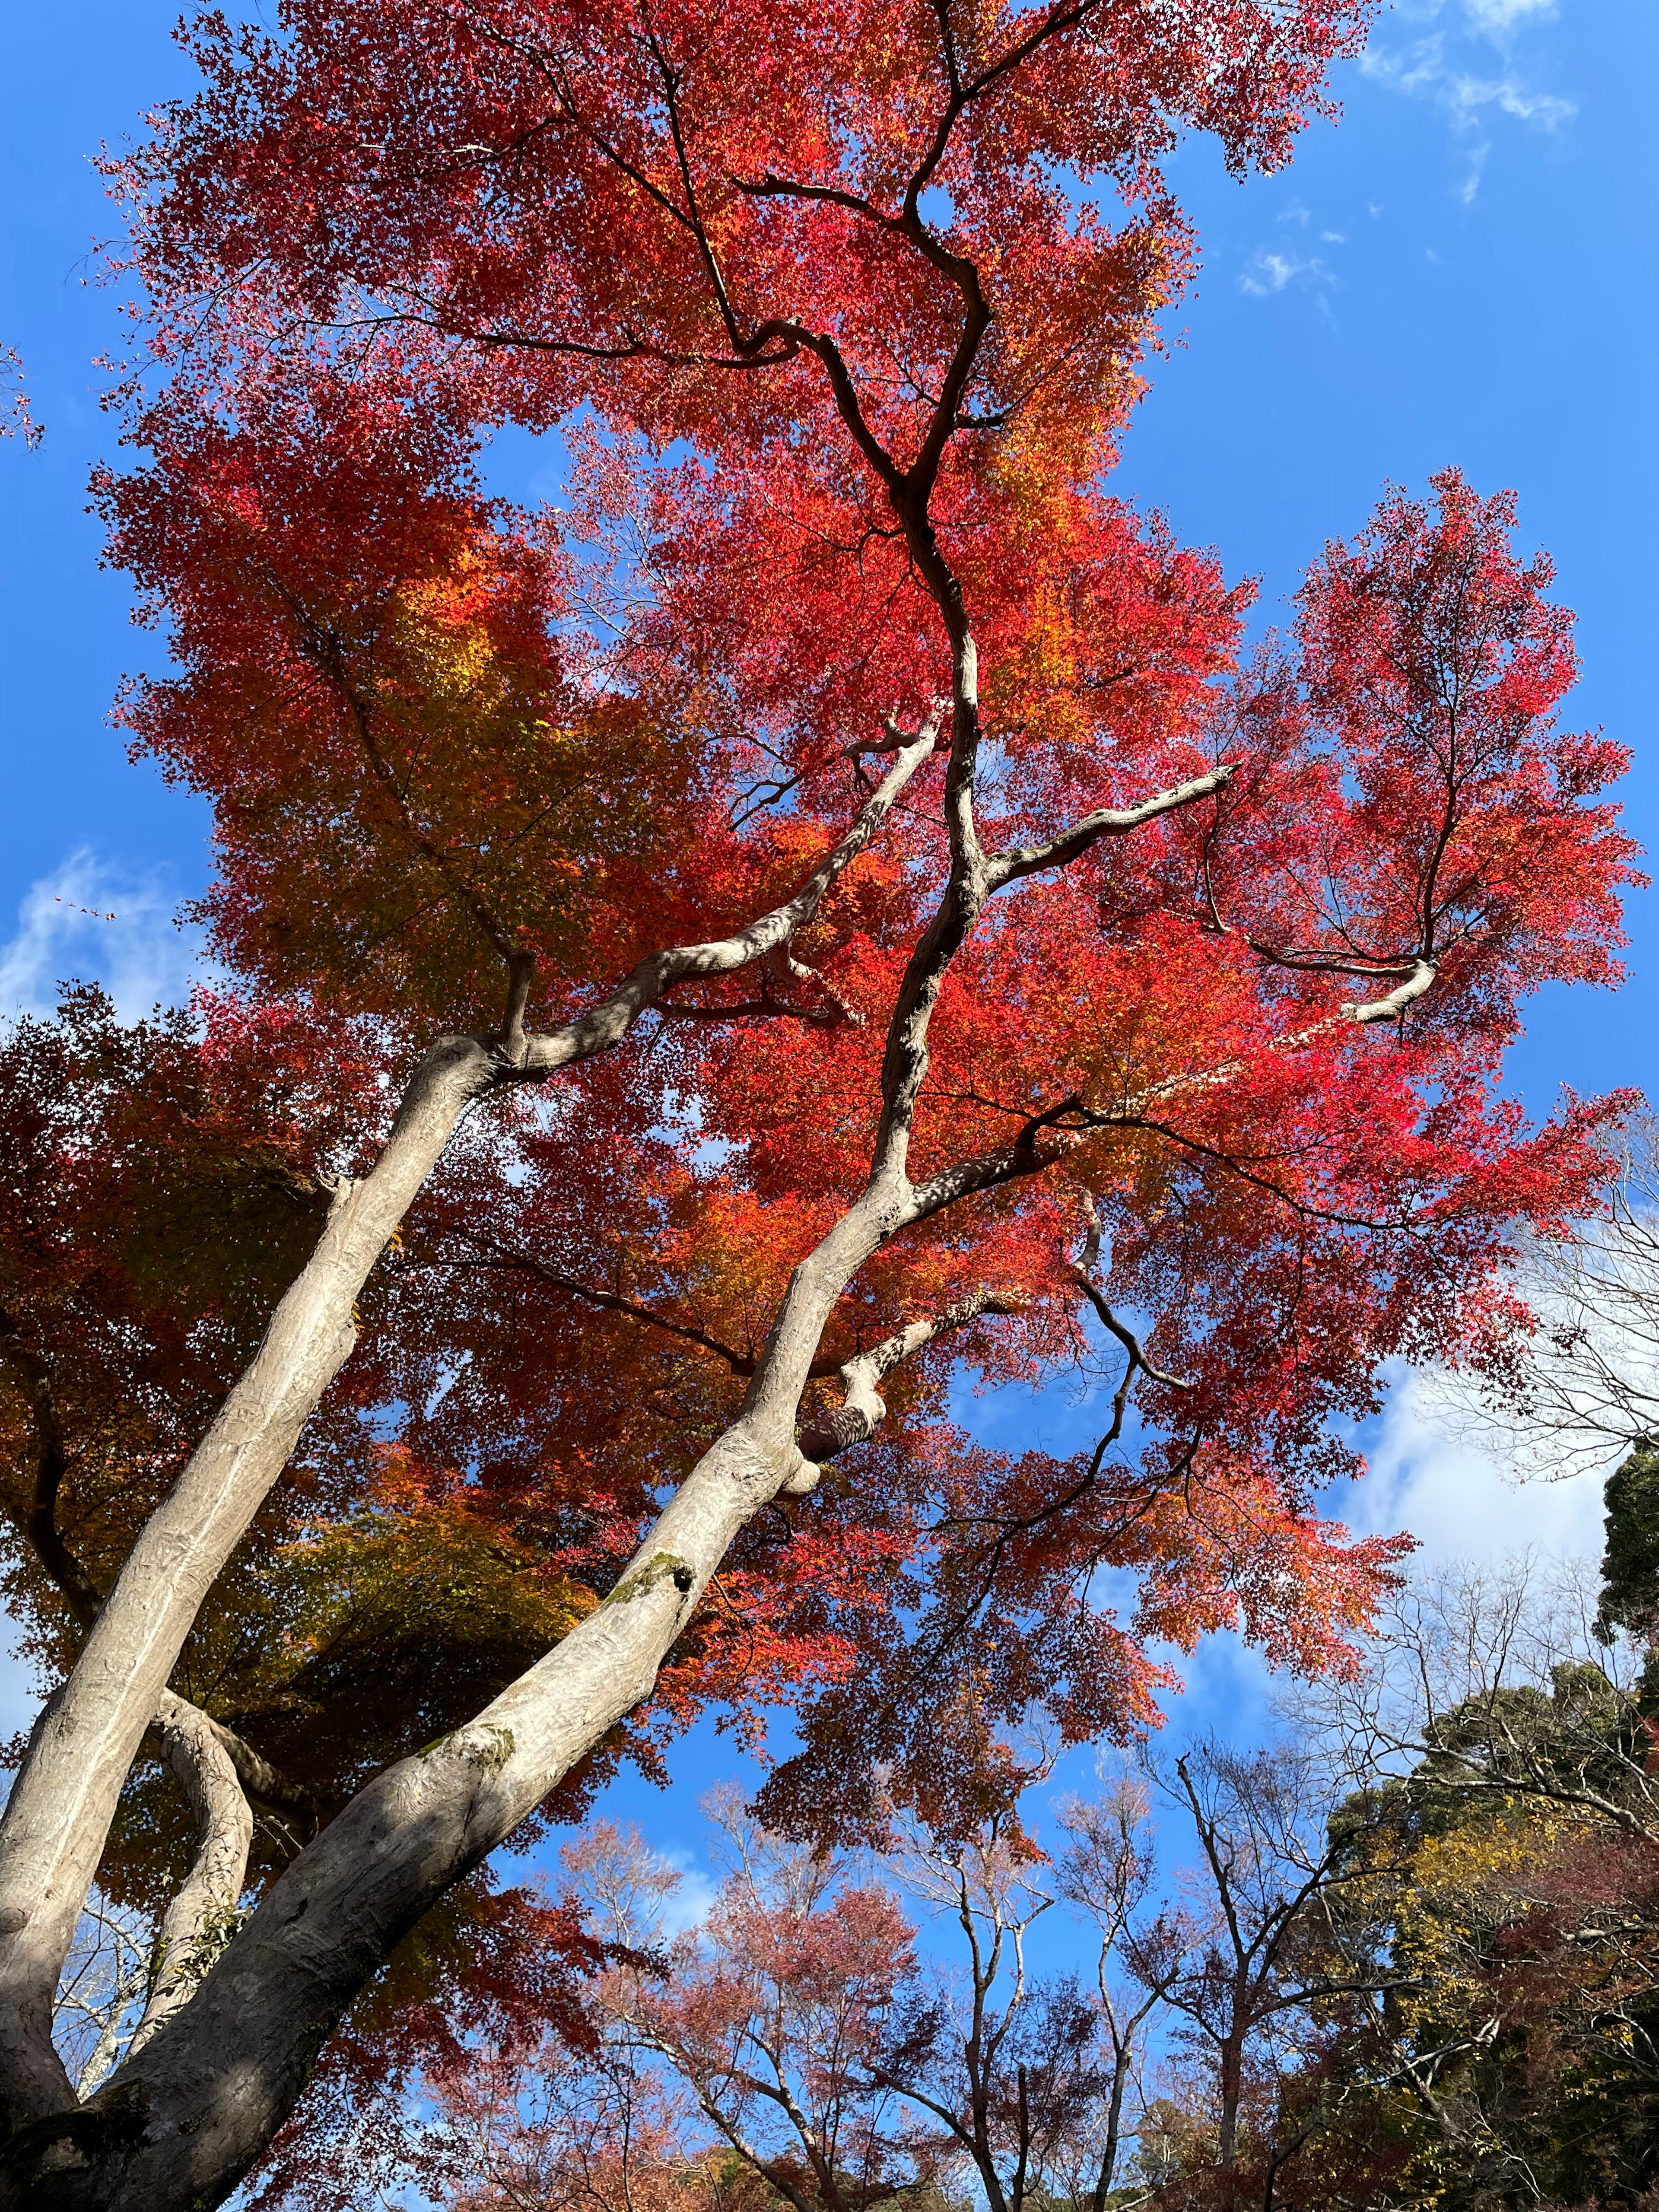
(1462, 0), (1556, 39)
(1361, 36), (1575, 132)
(1457, 143), (1492, 205)
(655, 1847), (718, 1937)
(0, 848), (211, 1025)
(1360, 0), (1573, 202)
(1349, 1365), (1605, 1566)
(1239, 247), (1335, 297)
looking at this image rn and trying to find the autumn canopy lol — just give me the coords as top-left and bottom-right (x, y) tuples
(0, 2), (1638, 2207)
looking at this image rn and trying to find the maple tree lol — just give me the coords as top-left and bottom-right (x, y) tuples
(428, 1793), (1171, 2212)
(0, 0), (1640, 2206)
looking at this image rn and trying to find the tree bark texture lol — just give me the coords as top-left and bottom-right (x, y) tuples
(0, 1035), (500, 2136)
(125, 1697), (256, 2057)
(0, 739), (941, 2200)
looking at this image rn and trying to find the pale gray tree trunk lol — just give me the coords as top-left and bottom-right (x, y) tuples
(0, 737), (1234, 2208)
(0, 736), (937, 2167)
(0, 473), (1236, 2210)
(124, 1697), (257, 2058)
(0, 1034), (500, 2133)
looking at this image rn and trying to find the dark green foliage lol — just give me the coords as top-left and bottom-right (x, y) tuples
(1596, 1437), (1659, 1644)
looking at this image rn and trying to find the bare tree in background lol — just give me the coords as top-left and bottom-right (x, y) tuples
(1136, 1739), (1402, 2208)
(1289, 1555), (1658, 1846)
(433, 1785), (1197, 2212)
(1051, 1774), (1183, 2212)
(572, 1803), (957, 2212)
(49, 1897), (152, 2101)
(1430, 1118), (1659, 1481)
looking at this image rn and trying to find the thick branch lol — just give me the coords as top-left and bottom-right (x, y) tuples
(0, 1318), (316, 1834)
(515, 722), (938, 1076)
(124, 1700), (253, 2061)
(0, 1341), (260, 2068)
(154, 1696), (314, 1839)
(1344, 959), (1438, 1026)
(0, 733), (937, 2142)
(790, 1289), (1018, 1481)
(905, 1117), (1086, 1225)
(986, 764), (1237, 890)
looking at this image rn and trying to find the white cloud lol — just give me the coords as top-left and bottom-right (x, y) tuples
(1345, 1365), (1606, 1569)
(1376, 0), (1557, 38)
(1239, 247), (1335, 297)
(655, 1847), (718, 1937)
(1462, 0), (1556, 38)
(1480, 76), (1575, 127)
(1360, 32), (1576, 146)
(0, 849), (211, 1025)
(1457, 143), (1492, 204)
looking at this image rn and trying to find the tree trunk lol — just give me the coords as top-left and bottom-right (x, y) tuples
(0, 727), (1216, 2209)
(0, 1036), (499, 2138)
(1218, 2031), (1244, 2209)
(0, 1411), (809, 2207)
(0, 736), (940, 2174)
(1090, 2044), (1131, 2212)
(0, 1145), (914, 2206)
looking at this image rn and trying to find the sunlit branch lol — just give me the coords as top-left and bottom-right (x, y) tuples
(514, 724), (936, 1076)
(123, 1701), (252, 2060)
(987, 763), (1238, 890)
(1343, 959), (1439, 1026)
(655, 996), (839, 1027)
(788, 1289), (1021, 1488)
(0, 1315), (317, 1850)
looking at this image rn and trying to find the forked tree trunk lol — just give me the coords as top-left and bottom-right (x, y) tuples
(0, 566), (1225, 2208)
(0, 1195), (903, 2208)
(0, 1036), (501, 2139)
(0, 739), (945, 2208)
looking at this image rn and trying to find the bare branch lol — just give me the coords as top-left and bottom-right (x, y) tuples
(1070, 1274), (1192, 1398)
(788, 1289), (1020, 1486)
(517, 721), (938, 1076)
(449, 1236), (760, 1377)
(124, 1698), (252, 2059)
(988, 763), (1238, 890)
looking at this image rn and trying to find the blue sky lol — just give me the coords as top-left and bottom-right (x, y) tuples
(3, 0), (1656, 1933)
